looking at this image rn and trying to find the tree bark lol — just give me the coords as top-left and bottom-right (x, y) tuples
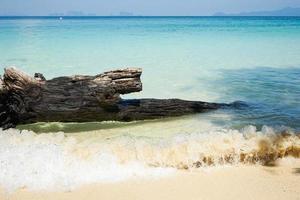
(0, 67), (228, 129)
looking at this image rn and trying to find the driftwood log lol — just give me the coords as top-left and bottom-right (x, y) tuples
(0, 67), (233, 129)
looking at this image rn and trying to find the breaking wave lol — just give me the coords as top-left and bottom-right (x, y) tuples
(0, 125), (299, 192)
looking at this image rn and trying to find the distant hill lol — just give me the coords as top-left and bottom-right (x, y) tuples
(214, 7), (300, 16)
(48, 11), (96, 16)
(118, 12), (134, 16)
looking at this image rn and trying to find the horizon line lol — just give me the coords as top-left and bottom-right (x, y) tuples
(1, 15), (300, 17)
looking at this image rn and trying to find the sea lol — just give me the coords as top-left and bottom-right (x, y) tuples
(0, 16), (300, 192)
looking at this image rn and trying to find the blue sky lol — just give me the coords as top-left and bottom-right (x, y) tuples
(1, 0), (300, 16)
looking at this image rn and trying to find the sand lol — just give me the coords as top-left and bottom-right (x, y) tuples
(1, 161), (300, 200)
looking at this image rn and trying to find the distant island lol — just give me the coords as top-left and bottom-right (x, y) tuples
(49, 11), (96, 16)
(214, 7), (300, 16)
(48, 11), (135, 17)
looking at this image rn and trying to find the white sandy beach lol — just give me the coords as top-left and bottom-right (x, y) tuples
(1, 160), (300, 200)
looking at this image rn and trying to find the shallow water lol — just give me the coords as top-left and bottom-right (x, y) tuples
(1, 16), (300, 130)
(0, 16), (300, 191)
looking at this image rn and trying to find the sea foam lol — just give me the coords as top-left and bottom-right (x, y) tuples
(0, 125), (299, 192)
(0, 129), (174, 192)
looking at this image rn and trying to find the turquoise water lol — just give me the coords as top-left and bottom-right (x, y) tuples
(1, 16), (300, 130)
(1, 17), (300, 192)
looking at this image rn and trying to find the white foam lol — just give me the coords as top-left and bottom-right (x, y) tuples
(0, 129), (174, 192)
(0, 125), (299, 192)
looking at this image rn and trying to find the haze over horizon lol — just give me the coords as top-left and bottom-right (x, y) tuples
(1, 0), (300, 16)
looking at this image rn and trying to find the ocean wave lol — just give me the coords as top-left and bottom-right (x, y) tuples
(100, 125), (300, 168)
(0, 125), (299, 192)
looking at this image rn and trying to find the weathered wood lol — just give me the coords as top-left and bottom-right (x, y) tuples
(0, 67), (228, 129)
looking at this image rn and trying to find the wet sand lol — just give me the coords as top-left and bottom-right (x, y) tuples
(1, 162), (300, 200)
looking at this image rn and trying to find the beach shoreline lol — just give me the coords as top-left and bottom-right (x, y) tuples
(2, 162), (300, 200)
(1, 16), (300, 200)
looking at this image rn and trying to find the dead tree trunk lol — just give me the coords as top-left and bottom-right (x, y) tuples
(0, 67), (228, 129)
